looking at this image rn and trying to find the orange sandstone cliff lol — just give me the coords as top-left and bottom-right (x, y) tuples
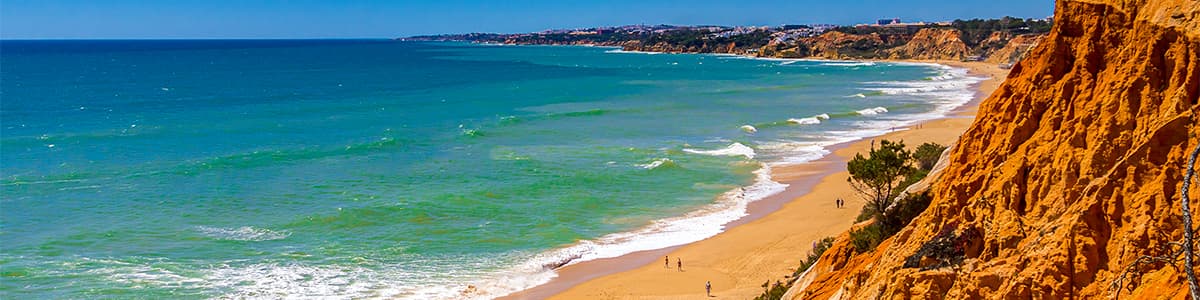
(803, 31), (889, 59)
(887, 28), (972, 60)
(792, 0), (1200, 299)
(984, 34), (1045, 65)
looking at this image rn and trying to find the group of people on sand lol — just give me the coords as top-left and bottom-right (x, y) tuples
(835, 197), (845, 208)
(665, 255), (681, 271)
(665, 255), (713, 296)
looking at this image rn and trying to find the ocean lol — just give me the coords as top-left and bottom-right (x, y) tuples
(0, 40), (980, 298)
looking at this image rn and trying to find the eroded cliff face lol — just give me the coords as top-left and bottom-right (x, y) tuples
(887, 28), (971, 60)
(984, 34), (1045, 64)
(617, 40), (744, 54)
(794, 0), (1200, 299)
(803, 31), (889, 59)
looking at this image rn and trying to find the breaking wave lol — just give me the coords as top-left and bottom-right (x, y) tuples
(856, 107), (889, 116)
(683, 142), (756, 159)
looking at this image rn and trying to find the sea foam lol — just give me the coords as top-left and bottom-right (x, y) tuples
(683, 142), (756, 159)
(856, 107), (889, 116)
(820, 61), (876, 67)
(637, 158), (677, 170)
(740, 124), (758, 133)
(196, 226), (290, 241)
(787, 117), (821, 125)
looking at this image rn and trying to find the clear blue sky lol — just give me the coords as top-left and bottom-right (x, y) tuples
(1, 0), (1054, 39)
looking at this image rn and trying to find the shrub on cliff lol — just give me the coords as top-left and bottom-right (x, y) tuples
(794, 237), (835, 277)
(913, 142), (948, 171)
(847, 140), (938, 253)
(850, 222), (888, 253)
(753, 280), (789, 300)
(847, 140), (916, 222)
(849, 191), (933, 253)
(902, 227), (980, 270)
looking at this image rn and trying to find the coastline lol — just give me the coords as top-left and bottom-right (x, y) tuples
(499, 59), (1007, 299)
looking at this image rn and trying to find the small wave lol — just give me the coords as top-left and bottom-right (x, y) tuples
(459, 124), (483, 137)
(68, 257), (207, 287)
(787, 117), (821, 125)
(856, 107), (889, 116)
(847, 93), (867, 98)
(498, 109), (618, 126)
(604, 49), (662, 55)
(787, 114), (829, 125)
(683, 142), (756, 159)
(821, 61), (876, 67)
(498, 115), (521, 124)
(637, 158), (678, 170)
(196, 226), (290, 241)
(183, 137), (403, 173)
(206, 263), (388, 299)
(758, 142), (832, 165)
(461, 129), (482, 137)
(739, 125), (758, 133)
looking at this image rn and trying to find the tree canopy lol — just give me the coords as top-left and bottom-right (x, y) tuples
(847, 140), (916, 221)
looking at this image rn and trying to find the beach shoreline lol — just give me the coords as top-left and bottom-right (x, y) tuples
(499, 59), (1007, 300)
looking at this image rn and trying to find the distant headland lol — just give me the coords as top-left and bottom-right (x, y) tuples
(402, 17), (1052, 65)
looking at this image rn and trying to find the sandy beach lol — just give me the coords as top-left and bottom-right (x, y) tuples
(502, 60), (1008, 300)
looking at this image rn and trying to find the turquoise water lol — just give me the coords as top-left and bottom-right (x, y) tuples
(0, 40), (978, 298)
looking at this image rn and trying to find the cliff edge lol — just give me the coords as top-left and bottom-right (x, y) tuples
(887, 28), (971, 60)
(793, 0), (1200, 298)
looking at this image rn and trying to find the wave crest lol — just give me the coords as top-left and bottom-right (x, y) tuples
(739, 125), (758, 133)
(196, 226), (290, 241)
(820, 61), (876, 67)
(787, 113), (830, 125)
(856, 107), (889, 116)
(683, 142), (756, 159)
(637, 158), (678, 170)
(787, 117), (820, 125)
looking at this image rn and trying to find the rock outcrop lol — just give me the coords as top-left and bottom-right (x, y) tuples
(617, 40), (744, 54)
(803, 31), (889, 59)
(983, 34), (1044, 65)
(792, 0), (1200, 298)
(887, 28), (971, 60)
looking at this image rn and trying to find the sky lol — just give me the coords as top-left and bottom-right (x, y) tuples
(1, 0), (1055, 39)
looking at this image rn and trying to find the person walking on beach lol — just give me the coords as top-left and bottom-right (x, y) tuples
(665, 256), (669, 269)
(706, 280), (712, 296)
(677, 258), (682, 271)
